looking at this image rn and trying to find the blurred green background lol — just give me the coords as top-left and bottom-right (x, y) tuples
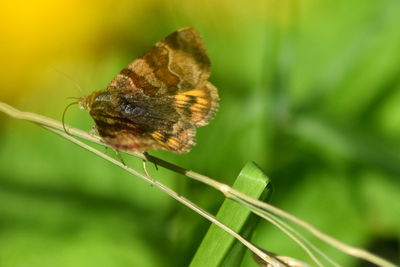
(1, 0), (400, 266)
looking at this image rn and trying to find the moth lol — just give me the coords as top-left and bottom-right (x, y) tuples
(79, 27), (219, 153)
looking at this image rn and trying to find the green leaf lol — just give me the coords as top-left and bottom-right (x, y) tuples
(189, 162), (272, 267)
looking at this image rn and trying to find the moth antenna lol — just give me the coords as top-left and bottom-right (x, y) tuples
(51, 67), (85, 95)
(62, 102), (79, 135)
(66, 96), (80, 100)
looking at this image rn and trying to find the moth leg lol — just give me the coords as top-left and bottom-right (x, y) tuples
(114, 150), (126, 166)
(142, 160), (152, 178)
(88, 126), (110, 153)
(143, 152), (158, 170)
(153, 161), (159, 171)
(88, 126), (98, 136)
(142, 152), (156, 183)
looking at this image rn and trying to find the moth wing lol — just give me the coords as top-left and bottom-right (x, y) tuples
(90, 92), (195, 154)
(107, 27), (210, 96)
(96, 129), (162, 153)
(173, 81), (219, 127)
(98, 120), (196, 154)
(151, 121), (196, 154)
(94, 27), (218, 154)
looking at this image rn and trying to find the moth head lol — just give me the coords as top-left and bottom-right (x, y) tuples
(78, 91), (103, 111)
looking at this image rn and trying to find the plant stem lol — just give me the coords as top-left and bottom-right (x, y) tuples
(0, 101), (395, 267)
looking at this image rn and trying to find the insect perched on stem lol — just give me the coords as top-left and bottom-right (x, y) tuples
(78, 27), (219, 154)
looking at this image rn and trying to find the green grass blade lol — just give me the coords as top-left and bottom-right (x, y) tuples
(189, 162), (272, 267)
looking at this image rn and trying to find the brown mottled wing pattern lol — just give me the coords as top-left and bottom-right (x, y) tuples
(84, 27), (219, 153)
(107, 27), (210, 96)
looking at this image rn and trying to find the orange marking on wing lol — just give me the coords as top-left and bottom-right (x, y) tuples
(175, 95), (191, 102)
(195, 98), (208, 105)
(190, 106), (206, 113)
(151, 132), (164, 142)
(182, 89), (206, 97)
(166, 137), (180, 148)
